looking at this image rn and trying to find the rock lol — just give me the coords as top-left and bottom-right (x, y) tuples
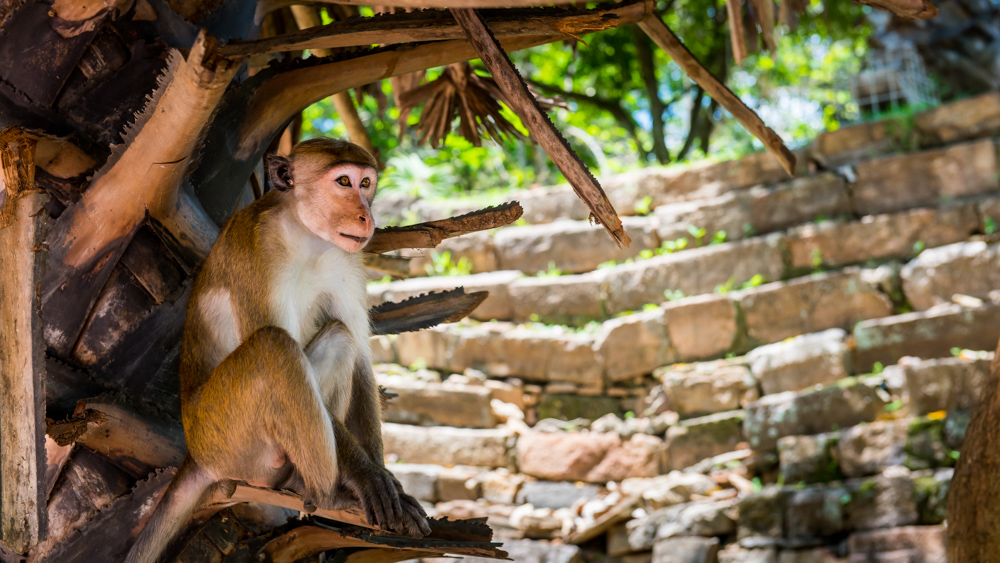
(847, 526), (946, 563)
(537, 394), (621, 422)
(747, 329), (850, 395)
(370, 335), (395, 363)
(665, 411), (745, 470)
(916, 92), (1000, 146)
(596, 309), (676, 382)
(808, 118), (910, 167)
(451, 325), (603, 386)
(508, 272), (608, 324)
(516, 431), (620, 482)
(785, 485), (847, 542)
(382, 423), (512, 468)
(651, 536), (721, 563)
(508, 504), (564, 539)
(461, 538), (583, 563)
(836, 419), (909, 478)
(719, 546), (778, 563)
(787, 205), (978, 270)
(519, 184), (591, 224)
(740, 271), (893, 346)
(436, 466), (482, 502)
(515, 481), (600, 510)
(588, 433), (665, 482)
(778, 432), (842, 484)
(851, 303), (1000, 372)
(777, 547), (846, 563)
(383, 382), (496, 428)
(738, 486), (790, 543)
(901, 241), (1000, 310)
(852, 139), (999, 215)
(404, 230), (498, 276)
(494, 218), (661, 275)
(845, 467), (918, 531)
(480, 470), (525, 504)
(657, 360), (758, 418)
(912, 468), (952, 525)
(435, 499), (488, 520)
(387, 463), (442, 502)
(604, 235), (787, 316)
(627, 501), (736, 550)
(898, 356), (992, 416)
(661, 294), (740, 361)
(743, 378), (886, 451)
(620, 471), (718, 508)
(368, 270), (523, 322)
(485, 379), (526, 409)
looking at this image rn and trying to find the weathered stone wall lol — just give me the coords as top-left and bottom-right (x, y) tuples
(378, 93), (1000, 563)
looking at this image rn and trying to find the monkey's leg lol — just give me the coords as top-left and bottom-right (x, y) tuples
(185, 326), (340, 510)
(305, 322), (430, 537)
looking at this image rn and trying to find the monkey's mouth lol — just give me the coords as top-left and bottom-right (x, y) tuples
(339, 233), (369, 244)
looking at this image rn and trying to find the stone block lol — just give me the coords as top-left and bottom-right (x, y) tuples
(515, 481), (600, 510)
(588, 433), (665, 482)
(899, 356), (992, 415)
(519, 184), (590, 224)
(516, 431), (620, 482)
(451, 325), (603, 386)
(620, 471), (719, 508)
(719, 546), (778, 563)
(627, 501), (736, 552)
(387, 463), (442, 502)
(748, 329), (850, 395)
(853, 139), (998, 215)
(382, 423), (512, 468)
(537, 394), (621, 421)
(370, 270), (523, 322)
(436, 466), (482, 502)
(657, 360), (758, 418)
(901, 241), (1000, 310)
(393, 326), (458, 371)
(404, 230), (498, 276)
(508, 271), (607, 324)
(494, 217), (660, 275)
(661, 294), (740, 361)
(744, 378), (886, 451)
(596, 309), (675, 382)
(383, 382), (496, 428)
(851, 303), (1000, 371)
(787, 205), (979, 270)
(845, 467), (918, 531)
(847, 526), (946, 563)
(480, 470), (525, 504)
(740, 271), (893, 346)
(808, 119), (909, 166)
(605, 235), (787, 316)
(785, 485), (847, 541)
(913, 468), (952, 525)
(463, 539), (583, 563)
(370, 334), (395, 363)
(665, 411), (745, 470)
(652, 536), (721, 563)
(836, 420), (909, 478)
(739, 486), (790, 543)
(778, 547), (846, 563)
(916, 92), (1000, 146)
(778, 432), (842, 484)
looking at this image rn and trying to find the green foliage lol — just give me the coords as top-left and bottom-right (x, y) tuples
(424, 251), (472, 277)
(536, 261), (564, 278)
(687, 224), (708, 245)
(913, 240), (926, 255)
(634, 196), (653, 216)
(664, 288), (687, 301)
(715, 274), (766, 294)
(986, 216), (998, 235)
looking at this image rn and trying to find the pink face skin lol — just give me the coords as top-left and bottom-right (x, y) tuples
(294, 163), (377, 253)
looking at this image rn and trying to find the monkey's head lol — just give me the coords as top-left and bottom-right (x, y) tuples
(267, 138), (379, 254)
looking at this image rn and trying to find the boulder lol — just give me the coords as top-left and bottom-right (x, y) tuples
(901, 241), (1000, 310)
(748, 329), (850, 395)
(658, 360), (758, 418)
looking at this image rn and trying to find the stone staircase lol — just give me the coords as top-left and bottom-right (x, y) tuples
(375, 93), (1000, 563)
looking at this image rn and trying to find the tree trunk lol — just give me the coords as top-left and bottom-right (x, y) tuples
(632, 26), (671, 164)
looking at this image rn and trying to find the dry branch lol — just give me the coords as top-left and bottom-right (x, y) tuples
(364, 201), (523, 253)
(451, 8), (631, 247)
(725, 0), (747, 65)
(370, 288), (489, 335)
(363, 252), (412, 277)
(39, 31), (240, 357)
(257, 0), (620, 19)
(638, 14), (796, 177)
(854, 0), (937, 18)
(234, 0), (650, 160)
(747, 0), (776, 52)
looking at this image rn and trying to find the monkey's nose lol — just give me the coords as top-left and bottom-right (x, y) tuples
(359, 215), (367, 223)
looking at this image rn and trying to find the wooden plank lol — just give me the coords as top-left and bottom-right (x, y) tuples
(0, 130), (48, 553)
(228, 3), (649, 57)
(451, 8), (631, 248)
(364, 201), (522, 254)
(638, 14), (796, 177)
(370, 289), (488, 335)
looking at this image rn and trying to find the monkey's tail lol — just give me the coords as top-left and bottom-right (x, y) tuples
(125, 455), (215, 563)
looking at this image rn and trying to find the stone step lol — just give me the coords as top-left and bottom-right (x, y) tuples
(900, 240), (1000, 310)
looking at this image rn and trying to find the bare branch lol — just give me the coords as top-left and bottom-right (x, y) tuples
(854, 0), (937, 18)
(364, 201), (523, 253)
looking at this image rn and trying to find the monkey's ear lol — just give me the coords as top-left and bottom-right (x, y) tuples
(265, 155), (294, 191)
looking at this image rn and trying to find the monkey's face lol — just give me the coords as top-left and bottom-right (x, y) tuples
(294, 163), (377, 253)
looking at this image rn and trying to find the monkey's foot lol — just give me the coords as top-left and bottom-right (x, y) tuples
(346, 466), (431, 538)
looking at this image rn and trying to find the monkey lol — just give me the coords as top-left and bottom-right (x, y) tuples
(125, 138), (431, 563)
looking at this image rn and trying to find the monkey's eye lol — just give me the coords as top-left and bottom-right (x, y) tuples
(336, 176), (351, 187)
(361, 178), (371, 189)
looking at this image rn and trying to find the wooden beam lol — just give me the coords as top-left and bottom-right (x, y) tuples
(0, 129), (48, 553)
(234, 0), (651, 160)
(226, 4), (650, 57)
(364, 201), (522, 254)
(638, 14), (796, 177)
(452, 7), (631, 248)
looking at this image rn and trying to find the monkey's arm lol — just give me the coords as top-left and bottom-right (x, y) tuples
(345, 359), (387, 464)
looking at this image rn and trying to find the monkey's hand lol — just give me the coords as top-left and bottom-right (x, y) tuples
(344, 463), (431, 538)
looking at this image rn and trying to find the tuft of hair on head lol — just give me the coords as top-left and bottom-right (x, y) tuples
(291, 137), (380, 172)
